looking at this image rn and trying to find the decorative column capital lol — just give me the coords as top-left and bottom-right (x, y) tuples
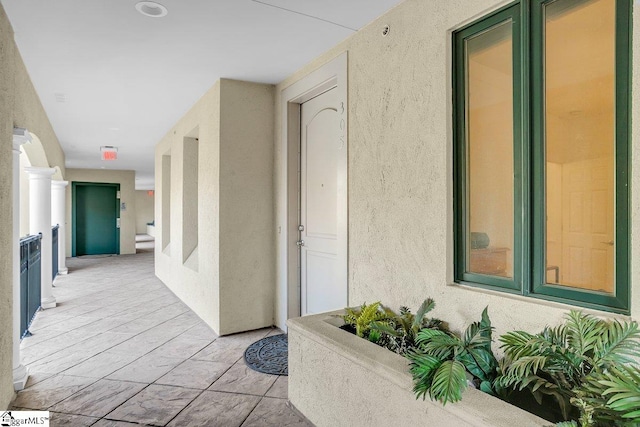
(24, 167), (56, 179)
(13, 127), (32, 152)
(51, 180), (69, 189)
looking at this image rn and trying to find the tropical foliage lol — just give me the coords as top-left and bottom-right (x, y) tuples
(497, 310), (640, 426)
(407, 307), (501, 404)
(341, 301), (394, 340)
(369, 298), (443, 354)
(338, 299), (640, 426)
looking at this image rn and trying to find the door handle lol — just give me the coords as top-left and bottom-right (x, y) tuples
(296, 240), (305, 247)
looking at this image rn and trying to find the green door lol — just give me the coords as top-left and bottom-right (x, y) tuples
(74, 183), (119, 256)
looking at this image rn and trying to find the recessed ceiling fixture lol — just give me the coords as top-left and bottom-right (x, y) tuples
(135, 1), (168, 18)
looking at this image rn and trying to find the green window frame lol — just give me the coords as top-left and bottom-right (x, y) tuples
(453, 0), (632, 314)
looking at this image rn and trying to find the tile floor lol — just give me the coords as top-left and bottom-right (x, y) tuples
(11, 242), (310, 427)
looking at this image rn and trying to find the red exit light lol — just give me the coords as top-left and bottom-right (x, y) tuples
(102, 151), (117, 161)
(100, 146), (118, 161)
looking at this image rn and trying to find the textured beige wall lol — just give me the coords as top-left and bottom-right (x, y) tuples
(288, 312), (548, 427)
(155, 79), (275, 335)
(219, 79), (275, 334)
(64, 169), (136, 257)
(156, 81), (222, 332)
(11, 38), (65, 178)
(274, 0), (640, 339)
(134, 190), (155, 234)
(0, 3), (16, 409)
(0, 2), (66, 408)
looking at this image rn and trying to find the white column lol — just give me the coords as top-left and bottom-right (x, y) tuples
(51, 180), (69, 275)
(25, 167), (56, 309)
(12, 138), (28, 390)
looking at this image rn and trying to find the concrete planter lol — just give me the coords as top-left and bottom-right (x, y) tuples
(287, 311), (549, 427)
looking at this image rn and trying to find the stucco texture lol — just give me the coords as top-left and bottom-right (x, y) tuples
(0, 2), (66, 408)
(155, 79), (275, 335)
(274, 0), (640, 339)
(288, 312), (548, 427)
(64, 169), (137, 257)
(0, 3), (16, 409)
(135, 190), (154, 234)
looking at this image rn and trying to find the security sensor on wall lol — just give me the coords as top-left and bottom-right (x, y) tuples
(13, 127), (32, 144)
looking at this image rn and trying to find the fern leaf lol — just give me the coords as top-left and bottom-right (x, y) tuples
(565, 310), (602, 359)
(595, 366), (640, 420)
(464, 322), (492, 349)
(504, 355), (548, 382)
(429, 360), (467, 405)
(413, 298), (435, 331)
(408, 352), (443, 400)
(418, 330), (459, 359)
(416, 328), (450, 346)
(355, 302), (381, 337)
(594, 319), (640, 365)
(500, 330), (537, 359)
(370, 321), (400, 337)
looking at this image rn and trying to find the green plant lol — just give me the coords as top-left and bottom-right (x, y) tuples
(497, 310), (640, 426)
(407, 307), (500, 404)
(370, 298), (443, 354)
(341, 302), (393, 340)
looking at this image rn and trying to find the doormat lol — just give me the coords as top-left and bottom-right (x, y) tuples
(244, 334), (288, 376)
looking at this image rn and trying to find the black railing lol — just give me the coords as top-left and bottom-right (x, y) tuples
(20, 234), (42, 339)
(52, 225), (59, 280)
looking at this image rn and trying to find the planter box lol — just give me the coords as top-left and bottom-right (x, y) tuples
(287, 311), (549, 427)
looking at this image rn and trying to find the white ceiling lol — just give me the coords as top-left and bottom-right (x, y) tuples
(1, 0), (404, 189)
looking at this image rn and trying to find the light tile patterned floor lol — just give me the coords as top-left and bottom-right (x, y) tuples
(11, 245), (310, 427)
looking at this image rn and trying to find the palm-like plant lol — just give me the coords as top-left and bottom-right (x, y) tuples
(341, 302), (394, 340)
(369, 298), (443, 354)
(407, 307), (500, 404)
(497, 310), (640, 426)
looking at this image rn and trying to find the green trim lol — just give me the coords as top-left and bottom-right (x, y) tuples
(71, 182), (121, 257)
(454, 3), (522, 292)
(453, 0), (632, 314)
(530, 0), (631, 313)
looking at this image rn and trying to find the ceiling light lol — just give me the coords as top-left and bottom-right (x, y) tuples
(135, 1), (168, 18)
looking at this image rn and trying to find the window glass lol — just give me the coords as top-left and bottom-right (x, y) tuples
(466, 21), (514, 278)
(544, 0), (615, 293)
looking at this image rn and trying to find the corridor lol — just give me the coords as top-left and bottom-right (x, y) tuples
(10, 249), (308, 427)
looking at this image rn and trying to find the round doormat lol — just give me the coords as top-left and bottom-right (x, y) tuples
(244, 334), (288, 376)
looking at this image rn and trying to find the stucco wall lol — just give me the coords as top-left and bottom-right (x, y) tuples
(0, 3), (16, 409)
(135, 190), (154, 234)
(64, 169), (136, 257)
(274, 0), (640, 338)
(156, 80), (222, 332)
(1, 2), (66, 408)
(219, 79), (275, 334)
(155, 79), (274, 335)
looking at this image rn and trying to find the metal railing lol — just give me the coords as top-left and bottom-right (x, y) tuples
(20, 234), (42, 339)
(52, 225), (59, 280)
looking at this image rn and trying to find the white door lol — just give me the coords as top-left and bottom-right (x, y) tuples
(299, 87), (346, 315)
(561, 157), (614, 292)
